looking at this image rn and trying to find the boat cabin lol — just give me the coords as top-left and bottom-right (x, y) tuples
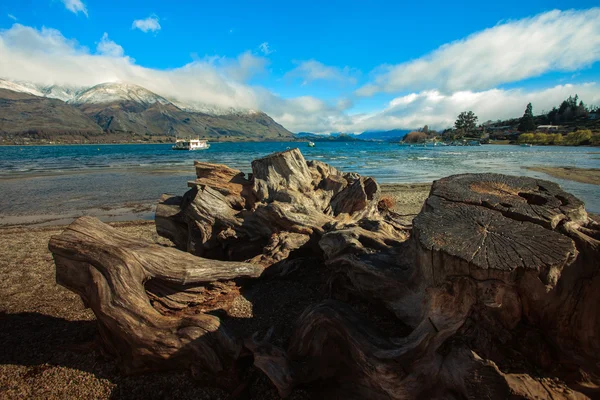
(172, 138), (209, 151)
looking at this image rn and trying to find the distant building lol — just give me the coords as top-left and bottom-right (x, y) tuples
(536, 125), (559, 132)
(589, 113), (598, 120)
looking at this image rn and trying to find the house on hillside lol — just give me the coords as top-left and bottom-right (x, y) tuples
(536, 125), (560, 132)
(589, 113), (598, 120)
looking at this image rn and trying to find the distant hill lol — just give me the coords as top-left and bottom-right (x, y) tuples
(357, 129), (412, 141)
(294, 132), (364, 142)
(0, 88), (103, 137)
(0, 79), (294, 144)
(295, 130), (414, 142)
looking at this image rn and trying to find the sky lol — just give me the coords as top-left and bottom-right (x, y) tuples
(0, 1), (599, 133)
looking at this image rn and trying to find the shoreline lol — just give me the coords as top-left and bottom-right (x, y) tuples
(1, 164), (599, 228)
(0, 139), (306, 147)
(0, 165), (197, 181)
(525, 166), (600, 186)
(0, 203), (156, 228)
(0, 183), (433, 228)
(3, 171), (599, 228)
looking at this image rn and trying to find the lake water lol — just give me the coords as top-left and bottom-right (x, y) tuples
(0, 142), (598, 218)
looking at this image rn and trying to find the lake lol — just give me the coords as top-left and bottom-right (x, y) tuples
(0, 142), (598, 219)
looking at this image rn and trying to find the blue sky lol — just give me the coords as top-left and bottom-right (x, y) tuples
(1, 1), (599, 132)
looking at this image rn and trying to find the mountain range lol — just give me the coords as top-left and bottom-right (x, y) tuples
(357, 129), (412, 141)
(0, 79), (293, 143)
(297, 129), (413, 142)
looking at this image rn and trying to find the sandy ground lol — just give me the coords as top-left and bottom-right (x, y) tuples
(0, 222), (236, 400)
(381, 183), (431, 224)
(0, 203), (155, 227)
(525, 166), (600, 186)
(0, 184), (430, 399)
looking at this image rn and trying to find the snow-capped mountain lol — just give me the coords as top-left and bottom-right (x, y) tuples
(0, 79), (47, 97)
(0, 78), (84, 101)
(170, 99), (258, 116)
(70, 82), (172, 106)
(0, 78), (254, 116)
(39, 84), (84, 102)
(0, 77), (293, 142)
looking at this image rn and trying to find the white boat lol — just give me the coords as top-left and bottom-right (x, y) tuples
(172, 138), (210, 151)
(307, 141), (315, 147)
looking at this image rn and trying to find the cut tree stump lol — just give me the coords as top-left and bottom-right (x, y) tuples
(50, 150), (600, 399)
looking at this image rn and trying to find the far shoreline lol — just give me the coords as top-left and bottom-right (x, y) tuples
(1, 141), (598, 147)
(0, 139), (305, 147)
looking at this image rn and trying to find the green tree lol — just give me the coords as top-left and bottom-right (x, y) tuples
(442, 128), (456, 141)
(454, 111), (478, 137)
(518, 103), (535, 132)
(535, 133), (550, 144)
(564, 130), (592, 146)
(548, 133), (563, 145)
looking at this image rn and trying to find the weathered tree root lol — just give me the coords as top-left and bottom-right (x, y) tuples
(50, 150), (600, 399)
(156, 148), (409, 267)
(49, 216), (262, 377)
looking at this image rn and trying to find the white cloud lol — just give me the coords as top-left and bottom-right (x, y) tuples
(256, 83), (600, 133)
(132, 15), (161, 33)
(0, 24), (265, 111)
(226, 51), (269, 81)
(357, 8), (600, 96)
(285, 60), (357, 85)
(259, 42), (273, 55)
(0, 24), (84, 55)
(60, 0), (88, 17)
(343, 84), (600, 132)
(96, 33), (124, 58)
(7, 14), (17, 21)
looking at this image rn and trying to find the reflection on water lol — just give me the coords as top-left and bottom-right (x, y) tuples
(0, 142), (598, 214)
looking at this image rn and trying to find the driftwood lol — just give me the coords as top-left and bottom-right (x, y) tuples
(156, 149), (408, 268)
(50, 149), (600, 399)
(48, 216), (262, 377)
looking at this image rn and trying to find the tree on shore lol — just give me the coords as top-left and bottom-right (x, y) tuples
(403, 131), (428, 143)
(518, 103), (535, 132)
(564, 130), (593, 146)
(454, 111), (478, 138)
